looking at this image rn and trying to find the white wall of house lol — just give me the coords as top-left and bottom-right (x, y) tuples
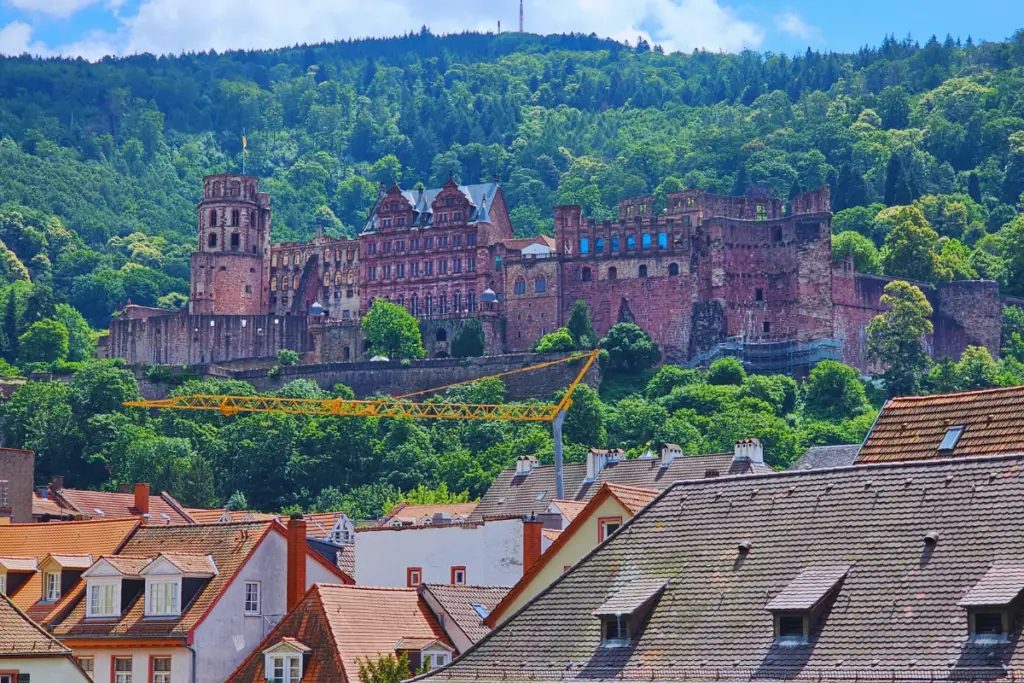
(355, 518), (525, 587)
(0, 655), (92, 682)
(71, 649), (191, 683)
(192, 531), (341, 683)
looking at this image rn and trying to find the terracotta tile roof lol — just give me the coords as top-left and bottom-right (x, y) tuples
(54, 521), (274, 639)
(57, 489), (191, 524)
(426, 454), (1024, 683)
(45, 554), (94, 570)
(0, 518), (138, 623)
(421, 585), (510, 644)
(957, 563), (1024, 607)
(0, 557), (37, 571)
(226, 584), (451, 683)
(0, 593), (71, 656)
(501, 235), (556, 252)
(32, 491), (75, 518)
(380, 503), (479, 527)
(858, 386), (1024, 464)
(99, 556), (153, 575)
(183, 508), (277, 524)
(789, 444), (861, 471)
(603, 484), (659, 514)
(541, 529), (561, 542)
(157, 553), (217, 575)
(549, 500), (586, 523)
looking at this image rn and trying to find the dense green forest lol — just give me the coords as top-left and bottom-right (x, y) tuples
(2, 29), (1024, 513)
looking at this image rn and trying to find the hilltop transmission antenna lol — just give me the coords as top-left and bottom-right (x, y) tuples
(519, 0), (524, 32)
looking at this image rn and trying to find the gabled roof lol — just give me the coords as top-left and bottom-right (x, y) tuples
(32, 491), (76, 519)
(182, 508), (276, 524)
(0, 592), (72, 657)
(0, 518), (138, 624)
(548, 500), (587, 523)
(380, 503), (479, 527)
(469, 463), (588, 521)
(485, 483), (660, 628)
(576, 452), (773, 500)
(56, 488), (192, 524)
(361, 182), (501, 234)
(858, 386), (1024, 464)
(424, 454), (1024, 683)
(789, 444), (861, 471)
(420, 584), (511, 645)
(226, 584), (452, 683)
(501, 235), (556, 252)
(764, 565), (850, 611)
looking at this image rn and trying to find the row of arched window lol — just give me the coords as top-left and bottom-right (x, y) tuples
(206, 208), (256, 229)
(580, 263), (680, 282)
(513, 276), (547, 296)
(578, 232), (672, 255)
(206, 180), (252, 199)
(270, 275), (301, 292)
(323, 271), (357, 287)
(383, 291), (478, 316)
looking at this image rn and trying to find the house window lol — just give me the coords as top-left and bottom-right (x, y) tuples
(668, 263), (679, 276)
(582, 267), (592, 282)
(208, 209), (218, 226)
(467, 258), (476, 272)
(453, 259), (462, 273)
(598, 517), (622, 542)
(611, 236), (620, 252)
(514, 278), (527, 296)
(44, 572), (60, 601)
(639, 265), (648, 278)
(658, 232), (668, 249)
(580, 237), (589, 254)
(974, 612), (1005, 635)
(397, 264), (405, 278)
(755, 288), (763, 302)
(368, 267), (377, 281)
(151, 656), (171, 683)
(763, 321), (770, 334)
(283, 253), (290, 267)
(269, 655), (301, 683)
(534, 277), (547, 293)
(451, 567), (467, 586)
(608, 267), (617, 280)
(602, 617), (629, 647)
(77, 656), (94, 680)
(430, 653), (450, 668)
(756, 204), (768, 220)
(146, 580), (180, 616)
(207, 233), (217, 249)
(425, 237), (434, 249)
(271, 253), (278, 267)
(88, 581), (118, 617)
(0, 574), (5, 595)
(627, 235), (636, 250)
(642, 234), (652, 249)
(596, 238), (604, 253)
(407, 568), (423, 587)
(231, 209), (240, 227)
(939, 426), (964, 452)
(684, 215), (692, 228)
(270, 277), (278, 292)
(113, 656), (132, 683)
(777, 614), (806, 639)
(772, 225), (783, 241)
(245, 582), (261, 615)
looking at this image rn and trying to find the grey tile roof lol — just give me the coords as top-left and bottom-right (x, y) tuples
(469, 463), (588, 521)
(958, 563), (1024, 607)
(764, 566), (850, 611)
(420, 453), (1024, 683)
(422, 584), (511, 644)
(361, 182), (500, 234)
(789, 444), (861, 471)
(591, 578), (667, 617)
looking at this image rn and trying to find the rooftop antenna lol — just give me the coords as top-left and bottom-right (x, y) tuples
(519, 0), (524, 33)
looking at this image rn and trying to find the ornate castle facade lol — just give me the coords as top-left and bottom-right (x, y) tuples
(101, 174), (1002, 374)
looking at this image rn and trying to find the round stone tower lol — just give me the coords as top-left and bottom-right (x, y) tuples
(190, 174), (271, 316)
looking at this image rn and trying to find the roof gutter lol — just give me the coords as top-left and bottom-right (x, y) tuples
(187, 641), (198, 683)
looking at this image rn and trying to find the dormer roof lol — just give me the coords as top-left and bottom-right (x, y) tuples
(0, 557), (38, 572)
(40, 554), (93, 571)
(139, 553), (217, 577)
(764, 565), (850, 612)
(958, 563), (1024, 607)
(592, 578), (667, 617)
(83, 556), (152, 577)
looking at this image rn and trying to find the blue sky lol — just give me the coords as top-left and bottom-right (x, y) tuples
(0, 0), (1020, 61)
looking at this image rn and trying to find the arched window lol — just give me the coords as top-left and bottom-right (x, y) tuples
(335, 271), (343, 285)
(436, 329), (447, 342)
(208, 233), (217, 248)
(270, 276), (278, 292)
(642, 234), (651, 249)
(213, 181), (221, 196)
(658, 232), (668, 249)
(231, 181), (241, 197)
(230, 233), (240, 250)
(582, 267), (592, 282)
(250, 210), (256, 226)
(411, 294), (419, 316)
(231, 209), (240, 227)
(534, 277), (547, 293)
(293, 275), (300, 290)
(596, 238), (604, 253)
(639, 265), (648, 277)
(669, 262), (680, 276)
(514, 277), (527, 295)
(282, 276), (290, 291)
(347, 271), (355, 285)
(425, 296), (433, 316)
(271, 253), (278, 267)
(627, 235), (636, 250)
(323, 272), (331, 287)
(283, 253), (290, 267)
(608, 266), (617, 280)
(208, 209), (218, 227)
(453, 291), (461, 312)
(440, 294), (448, 314)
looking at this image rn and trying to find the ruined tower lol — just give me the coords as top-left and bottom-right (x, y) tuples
(190, 174), (271, 316)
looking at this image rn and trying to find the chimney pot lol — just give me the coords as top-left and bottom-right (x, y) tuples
(134, 483), (150, 516)
(287, 515), (308, 612)
(523, 516), (543, 574)
(51, 475), (65, 491)
(117, 483), (131, 495)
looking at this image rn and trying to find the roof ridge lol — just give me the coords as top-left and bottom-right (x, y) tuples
(889, 385), (1024, 402)
(315, 583), (417, 593)
(0, 593), (70, 653)
(2, 517), (138, 528)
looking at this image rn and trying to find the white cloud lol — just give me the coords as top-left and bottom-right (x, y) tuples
(0, 20), (43, 55)
(8, 0), (103, 19)
(775, 11), (823, 43)
(4, 0), (767, 60)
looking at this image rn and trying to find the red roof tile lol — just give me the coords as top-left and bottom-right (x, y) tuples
(57, 489), (191, 524)
(0, 593), (72, 656)
(380, 503), (479, 527)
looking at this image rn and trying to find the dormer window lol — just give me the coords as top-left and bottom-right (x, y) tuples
(766, 565), (850, 645)
(88, 580), (119, 617)
(958, 563), (1024, 644)
(593, 578), (667, 649)
(148, 579), (180, 616)
(263, 639), (309, 683)
(140, 553), (217, 618)
(939, 425), (964, 453)
(44, 571), (60, 601)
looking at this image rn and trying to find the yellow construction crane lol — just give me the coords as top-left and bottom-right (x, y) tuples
(124, 349), (600, 498)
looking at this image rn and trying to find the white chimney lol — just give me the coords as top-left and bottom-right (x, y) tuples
(660, 443), (682, 468)
(733, 438), (764, 465)
(586, 449), (610, 481)
(515, 455), (538, 475)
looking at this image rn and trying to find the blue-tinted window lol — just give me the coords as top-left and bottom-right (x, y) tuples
(596, 238), (604, 253)
(611, 237), (620, 252)
(627, 235), (636, 251)
(580, 237), (589, 254)
(642, 234), (651, 249)
(658, 232), (668, 249)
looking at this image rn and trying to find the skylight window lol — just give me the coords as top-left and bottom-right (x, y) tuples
(471, 603), (490, 619)
(938, 425), (964, 452)
(535, 491), (547, 502)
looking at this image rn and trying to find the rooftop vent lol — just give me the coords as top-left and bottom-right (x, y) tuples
(704, 469), (720, 479)
(938, 425), (964, 453)
(924, 531), (940, 545)
(738, 540), (752, 554)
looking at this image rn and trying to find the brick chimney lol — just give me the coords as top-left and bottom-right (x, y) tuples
(50, 475), (65, 492)
(287, 514), (307, 612)
(523, 514), (543, 574)
(134, 483), (150, 515)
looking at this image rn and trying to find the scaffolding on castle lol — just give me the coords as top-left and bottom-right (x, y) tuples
(686, 336), (842, 374)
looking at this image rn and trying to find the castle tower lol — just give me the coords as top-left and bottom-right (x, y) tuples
(190, 174), (271, 315)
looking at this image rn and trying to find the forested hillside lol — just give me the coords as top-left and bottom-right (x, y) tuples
(3, 30), (1024, 515)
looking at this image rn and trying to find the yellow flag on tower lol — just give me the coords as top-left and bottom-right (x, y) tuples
(242, 135), (248, 152)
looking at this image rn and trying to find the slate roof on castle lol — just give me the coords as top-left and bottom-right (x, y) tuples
(418, 452), (1024, 683)
(468, 453), (772, 521)
(858, 385), (1024, 464)
(361, 182), (502, 234)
